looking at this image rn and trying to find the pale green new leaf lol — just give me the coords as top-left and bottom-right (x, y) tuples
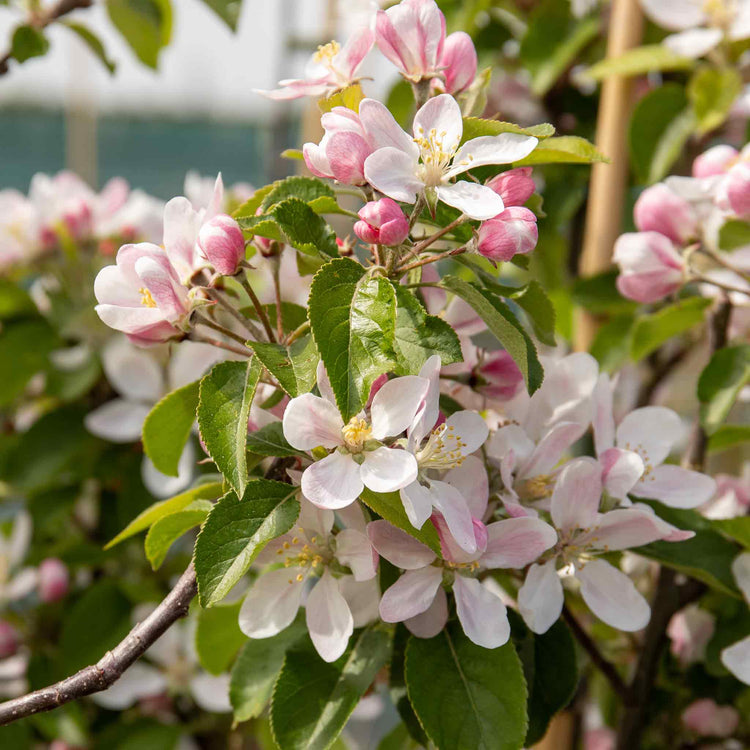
(144, 500), (212, 569)
(585, 44), (693, 81)
(688, 66), (743, 135)
(698, 344), (750, 435)
(105, 0), (172, 69)
(195, 600), (247, 675)
(514, 136), (608, 166)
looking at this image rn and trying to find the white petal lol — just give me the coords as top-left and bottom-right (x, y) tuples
(363, 147), (423, 203)
(639, 0), (706, 30)
(189, 673), (232, 712)
(663, 28), (722, 58)
(428, 480), (477, 554)
(577, 559), (650, 632)
(316, 360), (337, 406)
(550, 457), (602, 532)
(442, 411), (489, 456)
(436, 182), (504, 221)
(306, 571), (354, 663)
(615, 406), (683, 466)
(405, 587), (448, 638)
(444, 455), (489, 519)
(408, 354), (442, 446)
(482, 518), (558, 568)
(102, 336), (164, 402)
(239, 568), (304, 638)
(370, 376), (429, 439)
(413, 94), (463, 155)
(301, 452), (363, 510)
(335, 528), (377, 581)
(584, 508), (686, 550)
(517, 421), (586, 480)
(632, 465), (716, 509)
(518, 560), (564, 634)
(453, 576), (510, 649)
(339, 576), (381, 627)
(283, 393), (343, 450)
(4, 568), (38, 600)
(361, 447), (418, 493)
(487, 424), (534, 464)
(731, 551), (750, 603)
(85, 399), (151, 442)
(92, 663), (167, 710)
(399, 482), (435, 530)
(168, 341), (225, 390)
(379, 567), (443, 622)
(367, 519), (435, 569)
(8, 511), (32, 567)
(359, 98), (419, 157)
(446, 134), (538, 179)
(593, 373), (615, 456)
(600, 448), (644, 501)
(141, 443), (194, 499)
(721, 635), (750, 685)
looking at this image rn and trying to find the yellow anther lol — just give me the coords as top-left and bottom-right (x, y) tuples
(296, 573), (304, 582)
(313, 40), (341, 66)
(341, 417), (372, 453)
(139, 287), (157, 308)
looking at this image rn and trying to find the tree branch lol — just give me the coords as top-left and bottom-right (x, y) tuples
(0, 564), (197, 725)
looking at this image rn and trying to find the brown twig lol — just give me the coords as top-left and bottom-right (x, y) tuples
(397, 215), (467, 268)
(238, 273), (277, 343)
(0, 565), (197, 725)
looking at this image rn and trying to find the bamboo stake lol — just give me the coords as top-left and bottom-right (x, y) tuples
(575, 0), (644, 351)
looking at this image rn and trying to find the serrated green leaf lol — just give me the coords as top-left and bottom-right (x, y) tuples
(246, 422), (308, 458)
(440, 276), (544, 394)
(233, 184), (275, 220)
(274, 198), (339, 257)
(144, 501), (211, 569)
(688, 66), (743, 135)
(248, 335), (318, 398)
(630, 296), (712, 361)
(11, 25), (49, 62)
(585, 44), (694, 81)
(698, 344), (750, 434)
(460, 118), (555, 144)
(105, 0), (172, 69)
(405, 623), (528, 750)
(271, 626), (393, 750)
(142, 380), (200, 477)
(260, 176), (336, 212)
(195, 600), (246, 675)
(194, 479), (300, 606)
(309, 258), (398, 420)
(62, 22), (116, 73)
(514, 136), (608, 166)
(708, 424), (750, 454)
(392, 286), (462, 375)
(105, 482), (223, 549)
(199, 0), (243, 30)
(198, 359), (261, 496)
(508, 280), (557, 347)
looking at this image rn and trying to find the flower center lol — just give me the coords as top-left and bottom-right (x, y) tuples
(313, 40), (341, 70)
(342, 417), (372, 453)
(413, 126), (459, 186)
(139, 287), (157, 308)
(703, 0), (736, 28)
(621, 441), (655, 479)
(516, 474), (554, 501)
(278, 527), (330, 581)
(416, 423), (467, 469)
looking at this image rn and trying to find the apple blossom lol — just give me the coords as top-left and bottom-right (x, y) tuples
(477, 206), (539, 262)
(197, 214), (245, 275)
(681, 699), (739, 737)
(363, 94), (538, 220)
(353, 197), (410, 246)
(693, 144), (739, 178)
(486, 167), (536, 207)
(474, 350), (525, 402)
(439, 31), (477, 94)
(633, 183), (698, 245)
(0, 511), (38, 606)
(37, 558), (69, 603)
(716, 159), (750, 218)
(667, 604), (715, 665)
(0, 622), (19, 660)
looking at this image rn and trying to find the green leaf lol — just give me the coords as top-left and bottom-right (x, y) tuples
(309, 258), (398, 420)
(198, 359), (261, 496)
(62, 22), (116, 73)
(507, 280), (557, 347)
(389, 624), (428, 746)
(629, 83), (695, 183)
(440, 276), (544, 394)
(199, 0), (243, 30)
(688, 66), (743, 135)
(233, 183), (275, 220)
(360, 488), (441, 555)
(271, 626), (393, 750)
(248, 335), (318, 398)
(712, 517), (750, 548)
(708, 424), (750, 454)
(246, 422), (307, 458)
(105, 482), (224, 549)
(392, 286), (462, 375)
(718, 219), (750, 251)
(230, 618), (307, 722)
(0, 280), (35, 320)
(195, 600), (247, 675)
(585, 44), (694, 81)
(514, 136), (608, 166)
(105, 0), (172, 69)
(144, 501), (211, 569)
(260, 176), (336, 212)
(572, 270), (637, 315)
(194, 479), (300, 606)
(698, 345), (750, 434)
(142, 380), (200, 477)
(630, 297), (712, 361)
(11, 25), (49, 62)
(405, 623), (528, 750)
(460, 118), (555, 144)
(590, 316), (634, 373)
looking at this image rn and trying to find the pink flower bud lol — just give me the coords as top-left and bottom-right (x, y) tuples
(198, 214), (245, 276)
(682, 699), (739, 737)
(633, 183), (698, 245)
(584, 728), (615, 750)
(440, 31), (477, 94)
(0, 621), (19, 658)
(354, 198), (410, 246)
(62, 197), (93, 240)
(692, 145), (738, 178)
(613, 231), (685, 303)
(476, 350), (524, 401)
(477, 206), (538, 262)
(38, 558), (69, 603)
(667, 605), (715, 665)
(486, 168), (535, 207)
(717, 160), (750, 218)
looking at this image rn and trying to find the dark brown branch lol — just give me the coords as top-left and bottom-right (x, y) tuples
(563, 606), (630, 702)
(0, 564), (197, 725)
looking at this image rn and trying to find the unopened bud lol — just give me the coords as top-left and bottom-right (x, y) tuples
(486, 168), (535, 207)
(38, 558), (69, 603)
(477, 206), (538, 262)
(198, 214), (245, 276)
(354, 198), (410, 247)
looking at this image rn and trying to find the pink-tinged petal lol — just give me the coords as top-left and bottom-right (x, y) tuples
(639, 0), (706, 30)
(406, 586), (448, 638)
(477, 207), (538, 262)
(487, 424), (535, 465)
(583, 508), (691, 550)
(359, 98), (419, 158)
(453, 576), (510, 648)
(95, 303), (171, 335)
(282, 393), (343, 450)
(371, 375), (430, 439)
(306, 571), (354, 663)
(600, 448), (644, 501)
(440, 31), (477, 94)
(335, 528), (377, 581)
(486, 167), (535, 207)
(577, 559), (650, 631)
(436, 182), (504, 221)
(693, 145), (738, 178)
(298, 498), (335, 536)
(367, 519), (436, 569)
(316, 360), (337, 406)
(663, 28), (722, 58)
(364, 147), (423, 203)
(94, 264), (141, 307)
(447, 134), (539, 179)
(551, 457), (602, 532)
(428, 480), (477, 554)
(301, 452), (363, 510)
(681, 698), (740, 737)
(205, 173), (224, 220)
(592, 373), (615, 456)
(254, 78), (330, 100)
(339, 576), (380, 627)
(198, 214), (244, 276)
(84, 399), (151, 443)
(399, 481), (435, 529)
(732, 552), (750, 603)
(633, 183), (698, 244)
(413, 93), (463, 154)
(335, 501), (368, 534)
(380, 566), (443, 622)
(336, 26), (374, 78)
(613, 232), (685, 303)
(162, 196), (201, 281)
(445, 455), (489, 519)
(361, 447), (418, 493)
(633, 465), (716, 509)
(518, 560), (564, 634)
(303, 141), (333, 179)
(326, 131), (371, 185)
(482, 517), (557, 569)
(721, 635), (750, 685)
(134, 256), (187, 321)
(615, 406), (683, 467)
(433, 513), (487, 565)
(239, 568), (304, 638)
(518, 421), (586, 480)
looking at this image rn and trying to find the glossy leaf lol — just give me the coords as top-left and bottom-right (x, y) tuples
(698, 345), (750, 435)
(707, 424), (750, 454)
(460, 118), (555, 144)
(248, 335), (318, 398)
(10, 25), (49, 63)
(195, 600), (247, 675)
(514, 136), (608, 166)
(105, 0), (172, 69)
(246, 422), (307, 459)
(144, 501), (212, 569)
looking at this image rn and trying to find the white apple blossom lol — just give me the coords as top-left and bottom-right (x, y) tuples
(720, 552), (750, 684)
(0, 511), (37, 606)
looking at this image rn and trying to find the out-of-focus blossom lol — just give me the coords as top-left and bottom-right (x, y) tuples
(486, 167), (535, 207)
(0, 622), (19, 659)
(633, 183), (698, 245)
(720, 552), (750, 685)
(583, 727), (615, 750)
(682, 698), (739, 737)
(667, 604), (716, 664)
(353, 197), (410, 246)
(0, 512), (37, 606)
(477, 206), (538, 262)
(716, 160), (750, 218)
(693, 145), (739, 178)
(37, 558), (69, 603)
(700, 471), (750, 519)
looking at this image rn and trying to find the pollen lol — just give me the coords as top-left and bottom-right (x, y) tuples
(139, 287), (157, 308)
(313, 40), (341, 67)
(341, 417), (372, 453)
